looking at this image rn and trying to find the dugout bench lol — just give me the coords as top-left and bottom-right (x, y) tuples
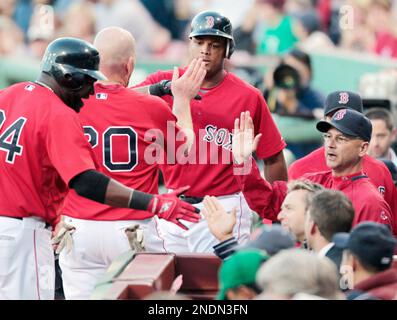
(91, 252), (222, 300)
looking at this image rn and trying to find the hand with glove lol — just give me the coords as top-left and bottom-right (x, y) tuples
(147, 186), (201, 230)
(148, 80), (202, 100)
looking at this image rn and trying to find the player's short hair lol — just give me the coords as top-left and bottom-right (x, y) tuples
(364, 107), (395, 131)
(287, 180), (324, 210)
(308, 190), (354, 242)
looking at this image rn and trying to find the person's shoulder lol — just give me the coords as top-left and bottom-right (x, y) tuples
(290, 147), (324, 170)
(363, 154), (389, 171)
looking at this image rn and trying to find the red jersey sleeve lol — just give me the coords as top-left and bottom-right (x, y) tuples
(234, 157), (287, 220)
(253, 95), (286, 160)
(46, 111), (96, 185)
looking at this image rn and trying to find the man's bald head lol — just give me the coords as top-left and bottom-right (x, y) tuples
(94, 27), (136, 83)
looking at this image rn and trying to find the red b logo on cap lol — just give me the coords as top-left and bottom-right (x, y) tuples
(205, 16), (215, 28)
(339, 92), (349, 104)
(334, 109), (347, 121)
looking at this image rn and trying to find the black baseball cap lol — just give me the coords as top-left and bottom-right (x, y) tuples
(324, 91), (363, 116)
(238, 224), (296, 256)
(316, 108), (372, 142)
(333, 222), (397, 270)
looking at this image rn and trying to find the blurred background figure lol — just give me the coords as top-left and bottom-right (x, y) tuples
(365, 107), (397, 167)
(0, 15), (24, 57)
(255, 249), (344, 300)
(57, 1), (96, 42)
(94, 0), (171, 58)
(264, 48), (325, 158)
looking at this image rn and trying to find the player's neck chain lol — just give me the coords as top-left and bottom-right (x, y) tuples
(35, 81), (54, 93)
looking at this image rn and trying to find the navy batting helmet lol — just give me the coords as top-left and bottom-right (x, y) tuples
(41, 37), (106, 90)
(189, 11), (235, 59)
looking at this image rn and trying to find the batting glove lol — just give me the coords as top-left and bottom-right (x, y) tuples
(147, 186), (201, 230)
(148, 80), (202, 100)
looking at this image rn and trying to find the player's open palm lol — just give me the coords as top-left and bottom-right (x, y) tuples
(202, 196), (236, 242)
(171, 58), (206, 101)
(232, 111), (262, 164)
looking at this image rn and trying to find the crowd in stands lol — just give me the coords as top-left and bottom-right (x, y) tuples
(1, 0), (397, 60)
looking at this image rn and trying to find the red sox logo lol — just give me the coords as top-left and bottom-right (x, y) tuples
(338, 92), (349, 104)
(205, 16), (215, 28)
(334, 109), (347, 121)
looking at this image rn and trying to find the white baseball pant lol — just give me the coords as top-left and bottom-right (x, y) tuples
(59, 216), (166, 300)
(155, 192), (253, 253)
(0, 216), (54, 300)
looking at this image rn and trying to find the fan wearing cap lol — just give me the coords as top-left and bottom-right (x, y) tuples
(333, 222), (397, 300)
(217, 250), (268, 300)
(232, 109), (394, 233)
(288, 91), (397, 234)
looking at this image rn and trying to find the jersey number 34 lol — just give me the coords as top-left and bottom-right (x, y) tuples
(0, 110), (27, 164)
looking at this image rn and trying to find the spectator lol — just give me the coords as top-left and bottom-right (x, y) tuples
(0, 16), (24, 57)
(94, 0), (171, 58)
(365, 108), (397, 167)
(304, 189), (354, 270)
(264, 48), (325, 158)
(256, 249), (344, 299)
(340, 0), (374, 52)
(333, 221), (397, 300)
(57, 1), (96, 42)
(217, 249), (268, 300)
(367, 0), (397, 58)
(277, 180), (324, 244)
(291, 10), (335, 51)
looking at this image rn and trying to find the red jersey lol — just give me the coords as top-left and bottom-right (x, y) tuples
(0, 82), (96, 226)
(137, 69), (286, 197)
(288, 146), (397, 234)
(63, 83), (185, 220)
(235, 158), (394, 233)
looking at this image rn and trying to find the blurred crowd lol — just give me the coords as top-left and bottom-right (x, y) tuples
(1, 0), (397, 61)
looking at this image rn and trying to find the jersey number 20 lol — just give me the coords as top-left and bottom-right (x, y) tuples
(84, 126), (138, 172)
(0, 110), (27, 163)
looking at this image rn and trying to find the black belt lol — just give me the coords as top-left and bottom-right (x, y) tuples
(1, 215), (51, 229)
(179, 195), (204, 205)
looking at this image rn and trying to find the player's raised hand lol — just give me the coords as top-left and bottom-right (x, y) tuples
(148, 186), (201, 230)
(232, 111), (262, 164)
(171, 58), (206, 101)
(202, 196), (236, 242)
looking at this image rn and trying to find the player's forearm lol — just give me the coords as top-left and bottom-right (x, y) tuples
(69, 170), (153, 210)
(172, 96), (195, 152)
(234, 158), (284, 221)
(263, 150), (288, 182)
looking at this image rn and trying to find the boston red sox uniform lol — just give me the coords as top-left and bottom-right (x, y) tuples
(0, 82), (97, 299)
(60, 83), (186, 299)
(137, 69), (286, 252)
(236, 158), (394, 230)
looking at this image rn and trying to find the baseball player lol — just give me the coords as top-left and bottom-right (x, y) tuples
(288, 91), (397, 234)
(233, 109), (394, 232)
(135, 11), (287, 253)
(59, 27), (206, 299)
(0, 38), (200, 300)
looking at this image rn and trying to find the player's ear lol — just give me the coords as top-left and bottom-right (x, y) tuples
(359, 141), (369, 156)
